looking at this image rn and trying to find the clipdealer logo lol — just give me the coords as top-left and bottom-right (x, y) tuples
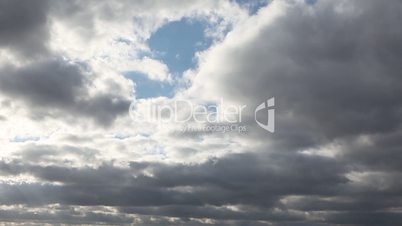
(254, 97), (275, 133)
(129, 97), (275, 133)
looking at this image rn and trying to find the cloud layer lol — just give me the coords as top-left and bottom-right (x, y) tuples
(0, 0), (402, 225)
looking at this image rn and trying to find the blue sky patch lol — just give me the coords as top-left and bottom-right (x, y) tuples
(148, 18), (213, 76)
(10, 135), (40, 143)
(128, 18), (216, 99)
(235, 0), (269, 15)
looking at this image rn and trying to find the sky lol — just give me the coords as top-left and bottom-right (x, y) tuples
(1, 0), (402, 225)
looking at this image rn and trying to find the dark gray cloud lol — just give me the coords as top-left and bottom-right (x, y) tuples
(0, 0), (50, 57)
(217, 0), (402, 150)
(0, 151), (401, 225)
(0, 59), (85, 106)
(0, 207), (132, 225)
(0, 0), (130, 126)
(186, 0), (402, 224)
(0, 59), (130, 126)
(0, 152), (346, 224)
(0, 153), (345, 205)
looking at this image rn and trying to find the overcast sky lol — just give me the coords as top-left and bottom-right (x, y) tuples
(1, 0), (402, 225)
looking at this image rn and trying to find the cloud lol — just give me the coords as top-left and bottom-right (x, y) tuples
(0, 152), (345, 223)
(189, 0), (402, 151)
(0, 0), (50, 58)
(182, 0), (402, 224)
(0, 59), (130, 126)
